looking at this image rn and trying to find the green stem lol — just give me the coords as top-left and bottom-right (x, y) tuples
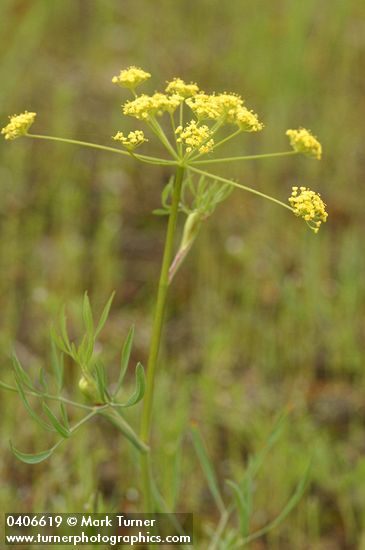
(140, 165), (185, 511)
(189, 166), (293, 212)
(192, 150), (299, 165)
(148, 118), (180, 160)
(0, 379), (94, 410)
(26, 133), (176, 166)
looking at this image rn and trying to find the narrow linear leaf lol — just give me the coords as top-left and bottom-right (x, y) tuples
(241, 461), (312, 545)
(191, 424), (225, 514)
(115, 326), (134, 396)
(152, 209), (170, 216)
(38, 367), (48, 393)
(82, 292), (94, 339)
(11, 354), (34, 391)
(171, 439), (183, 510)
(50, 339), (64, 393)
(10, 441), (57, 464)
(13, 374), (54, 432)
(60, 306), (72, 354)
(42, 402), (70, 438)
(95, 291), (115, 338)
(50, 325), (70, 356)
(94, 363), (109, 402)
(247, 411), (287, 480)
(123, 363), (145, 407)
(77, 333), (94, 367)
(59, 403), (70, 430)
(226, 479), (250, 537)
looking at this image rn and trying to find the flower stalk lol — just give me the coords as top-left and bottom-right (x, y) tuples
(140, 165), (185, 510)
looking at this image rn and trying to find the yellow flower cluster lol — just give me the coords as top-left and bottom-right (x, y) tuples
(185, 93), (222, 120)
(112, 66), (151, 89)
(112, 130), (147, 150)
(289, 186), (328, 233)
(186, 92), (263, 130)
(175, 120), (214, 154)
(286, 128), (322, 160)
(236, 107), (264, 132)
(123, 93), (183, 120)
(165, 78), (199, 98)
(1, 111), (36, 140)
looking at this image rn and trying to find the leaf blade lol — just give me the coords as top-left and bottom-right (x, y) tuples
(10, 441), (57, 464)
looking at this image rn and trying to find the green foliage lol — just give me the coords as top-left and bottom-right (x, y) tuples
(192, 415), (311, 547)
(1, 293), (147, 463)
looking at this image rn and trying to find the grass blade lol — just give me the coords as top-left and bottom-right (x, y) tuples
(241, 460), (312, 545)
(191, 424), (225, 514)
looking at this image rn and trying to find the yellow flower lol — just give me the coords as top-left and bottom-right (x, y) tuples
(112, 66), (151, 89)
(289, 186), (328, 233)
(235, 107), (264, 131)
(286, 128), (322, 160)
(215, 93), (244, 123)
(175, 120), (214, 154)
(123, 93), (183, 120)
(165, 78), (199, 98)
(1, 111), (36, 140)
(186, 93), (222, 121)
(112, 130), (147, 150)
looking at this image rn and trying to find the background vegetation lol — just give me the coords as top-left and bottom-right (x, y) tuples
(0, 1), (364, 548)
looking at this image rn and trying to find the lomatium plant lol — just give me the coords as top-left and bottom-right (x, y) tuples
(1, 67), (326, 547)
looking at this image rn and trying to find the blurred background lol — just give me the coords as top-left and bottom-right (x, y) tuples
(0, 1), (364, 548)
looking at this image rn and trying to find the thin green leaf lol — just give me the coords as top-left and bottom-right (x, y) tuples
(191, 424), (225, 514)
(11, 354), (34, 391)
(226, 480), (250, 537)
(50, 339), (64, 392)
(114, 326), (134, 396)
(123, 363), (145, 407)
(38, 367), (48, 393)
(60, 306), (72, 354)
(241, 461), (312, 545)
(94, 363), (109, 402)
(153, 209), (170, 216)
(42, 402), (70, 438)
(59, 403), (70, 430)
(246, 411), (287, 480)
(171, 439), (183, 510)
(95, 292), (115, 338)
(77, 334), (94, 367)
(13, 374), (54, 432)
(82, 292), (94, 339)
(50, 325), (69, 356)
(10, 441), (57, 464)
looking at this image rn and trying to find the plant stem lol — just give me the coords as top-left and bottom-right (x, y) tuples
(189, 166), (293, 212)
(26, 133), (176, 165)
(140, 165), (185, 511)
(191, 150), (299, 165)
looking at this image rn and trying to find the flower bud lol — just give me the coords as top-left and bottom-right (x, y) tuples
(78, 376), (100, 403)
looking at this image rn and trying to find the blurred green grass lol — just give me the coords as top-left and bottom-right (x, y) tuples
(1, 0), (364, 547)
